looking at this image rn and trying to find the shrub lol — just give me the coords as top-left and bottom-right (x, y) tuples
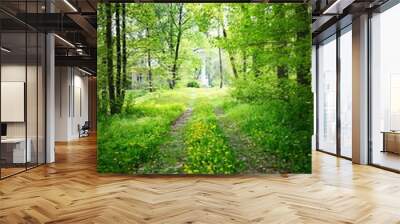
(186, 81), (200, 88)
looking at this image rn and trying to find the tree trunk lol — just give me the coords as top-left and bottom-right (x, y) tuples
(275, 7), (288, 80)
(242, 50), (247, 75)
(222, 26), (238, 79)
(146, 28), (154, 92)
(147, 50), (153, 92)
(195, 68), (201, 80)
(105, 2), (115, 114)
(295, 5), (310, 86)
(115, 3), (122, 111)
(98, 4), (108, 115)
(205, 55), (212, 87)
(121, 3), (127, 98)
(170, 4), (184, 89)
(218, 47), (223, 88)
(252, 51), (260, 77)
(168, 4), (174, 89)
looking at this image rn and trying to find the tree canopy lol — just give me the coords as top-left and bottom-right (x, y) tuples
(98, 3), (311, 115)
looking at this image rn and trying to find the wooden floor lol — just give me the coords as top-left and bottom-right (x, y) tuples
(372, 150), (400, 171)
(1, 135), (400, 223)
(0, 167), (26, 178)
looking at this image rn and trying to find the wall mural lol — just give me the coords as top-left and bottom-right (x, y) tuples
(97, 3), (312, 174)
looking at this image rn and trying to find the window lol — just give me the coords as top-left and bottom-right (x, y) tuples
(0, 1), (47, 179)
(371, 3), (400, 171)
(317, 35), (337, 154)
(339, 26), (352, 158)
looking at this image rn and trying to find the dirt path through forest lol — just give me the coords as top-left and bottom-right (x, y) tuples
(150, 88), (198, 173)
(149, 107), (193, 173)
(215, 107), (277, 173)
(171, 108), (193, 133)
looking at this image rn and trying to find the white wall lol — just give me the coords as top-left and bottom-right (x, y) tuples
(1, 65), (41, 137)
(55, 67), (89, 141)
(1, 65), (26, 140)
(1, 63), (46, 164)
(72, 72), (89, 137)
(311, 45), (317, 150)
(55, 66), (70, 141)
(1, 65), (26, 166)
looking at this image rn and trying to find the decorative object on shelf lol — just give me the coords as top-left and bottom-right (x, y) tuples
(381, 131), (400, 154)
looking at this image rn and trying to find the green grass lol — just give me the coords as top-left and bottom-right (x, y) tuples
(220, 76), (313, 173)
(97, 104), (185, 173)
(222, 100), (312, 173)
(97, 88), (230, 174)
(183, 100), (241, 174)
(97, 89), (189, 173)
(98, 86), (311, 174)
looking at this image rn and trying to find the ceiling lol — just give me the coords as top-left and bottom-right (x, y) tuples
(0, 0), (97, 74)
(4, 0), (389, 73)
(311, 0), (390, 43)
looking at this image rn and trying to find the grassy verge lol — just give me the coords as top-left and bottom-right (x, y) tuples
(97, 89), (189, 174)
(222, 100), (312, 173)
(97, 104), (185, 173)
(183, 100), (241, 174)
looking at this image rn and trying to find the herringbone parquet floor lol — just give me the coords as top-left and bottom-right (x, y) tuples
(1, 135), (400, 224)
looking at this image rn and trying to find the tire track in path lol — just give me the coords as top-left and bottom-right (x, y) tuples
(214, 107), (277, 174)
(143, 107), (193, 174)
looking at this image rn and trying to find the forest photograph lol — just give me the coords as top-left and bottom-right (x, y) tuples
(97, 3), (312, 174)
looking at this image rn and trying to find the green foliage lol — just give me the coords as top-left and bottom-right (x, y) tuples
(97, 91), (186, 173)
(226, 75), (312, 173)
(183, 101), (241, 174)
(122, 89), (147, 107)
(186, 81), (200, 88)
